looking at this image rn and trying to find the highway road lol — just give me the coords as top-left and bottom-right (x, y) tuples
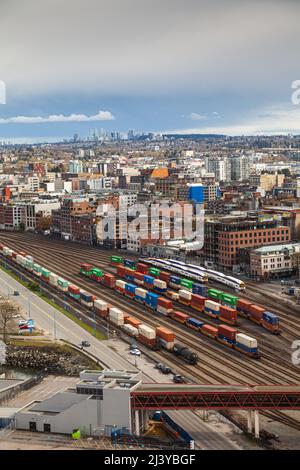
(0, 267), (246, 450)
(0, 268), (134, 370)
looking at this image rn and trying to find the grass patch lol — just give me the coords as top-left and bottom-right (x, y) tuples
(0, 263), (106, 341)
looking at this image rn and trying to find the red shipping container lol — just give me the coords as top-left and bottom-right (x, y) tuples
(137, 263), (148, 274)
(12, 252), (17, 259)
(19, 251), (27, 257)
(103, 273), (116, 288)
(248, 305), (265, 319)
(116, 286), (125, 294)
(159, 271), (171, 283)
(81, 263), (92, 271)
(157, 298), (173, 309)
(237, 299), (252, 311)
(218, 325), (238, 341)
(201, 324), (218, 339)
(156, 326), (175, 342)
(134, 272), (144, 281)
(117, 266), (126, 277)
(220, 306), (238, 324)
(138, 335), (156, 348)
(125, 317), (141, 328)
(172, 311), (189, 324)
(69, 285), (80, 294)
(191, 294), (205, 310)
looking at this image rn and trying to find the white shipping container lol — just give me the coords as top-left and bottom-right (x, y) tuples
(236, 333), (257, 349)
(116, 279), (126, 288)
(134, 277), (143, 285)
(157, 306), (171, 315)
(122, 324), (138, 337)
(3, 247), (10, 255)
(94, 299), (108, 311)
(205, 299), (220, 311)
(179, 289), (192, 300)
(26, 256), (34, 263)
(109, 307), (124, 319)
(135, 288), (147, 298)
(110, 317), (124, 326)
(153, 279), (167, 289)
(138, 324), (156, 339)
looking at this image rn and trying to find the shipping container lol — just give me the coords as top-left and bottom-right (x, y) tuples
(179, 289), (192, 300)
(157, 298), (173, 315)
(136, 263), (148, 274)
(145, 292), (159, 309)
(191, 294), (205, 311)
(221, 293), (238, 308)
(236, 299), (253, 316)
(144, 275), (154, 285)
(171, 311), (189, 324)
(137, 334), (157, 349)
(135, 287), (147, 302)
(122, 324), (138, 337)
(186, 317), (204, 331)
(125, 283), (136, 298)
(138, 324), (156, 339)
(192, 283), (207, 296)
(102, 273), (116, 288)
(133, 272), (145, 285)
(94, 299), (108, 316)
(166, 290), (179, 301)
(156, 326), (175, 343)
(201, 324), (218, 339)
(169, 275), (181, 286)
(235, 333), (257, 349)
(219, 305), (238, 325)
(217, 325), (238, 344)
(124, 259), (136, 268)
(125, 317), (142, 328)
(208, 288), (223, 302)
(159, 271), (171, 283)
(117, 265), (126, 278)
(180, 278), (193, 290)
(204, 299), (220, 317)
(149, 267), (160, 277)
(248, 305), (265, 324)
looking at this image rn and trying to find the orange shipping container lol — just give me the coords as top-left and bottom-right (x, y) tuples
(125, 317), (141, 328)
(156, 326), (175, 343)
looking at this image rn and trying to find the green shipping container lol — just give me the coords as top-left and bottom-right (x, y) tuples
(111, 255), (123, 263)
(41, 268), (50, 277)
(91, 268), (104, 277)
(180, 278), (193, 290)
(208, 288), (223, 300)
(33, 264), (42, 272)
(58, 278), (69, 287)
(149, 268), (160, 277)
(221, 293), (238, 308)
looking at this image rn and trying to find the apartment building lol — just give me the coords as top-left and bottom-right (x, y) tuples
(250, 243), (300, 279)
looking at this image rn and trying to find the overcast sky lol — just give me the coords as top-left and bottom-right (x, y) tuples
(0, 0), (300, 142)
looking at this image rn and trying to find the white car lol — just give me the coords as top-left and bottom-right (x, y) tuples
(130, 349), (141, 356)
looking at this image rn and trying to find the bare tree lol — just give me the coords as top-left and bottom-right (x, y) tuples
(0, 299), (18, 343)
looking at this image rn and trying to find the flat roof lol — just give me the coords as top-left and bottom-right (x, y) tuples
(252, 243), (300, 254)
(0, 378), (24, 393)
(135, 384), (300, 393)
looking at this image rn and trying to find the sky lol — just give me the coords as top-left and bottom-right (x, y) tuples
(1, 0), (300, 142)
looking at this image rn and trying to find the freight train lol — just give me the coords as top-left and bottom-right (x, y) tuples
(109, 256), (279, 334)
(79, 262), (260, 358)
(0, 244), (198, 365)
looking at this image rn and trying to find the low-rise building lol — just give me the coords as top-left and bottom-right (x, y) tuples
(250, 243), (300, 279)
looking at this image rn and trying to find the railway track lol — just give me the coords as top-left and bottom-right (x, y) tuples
(1, 232), (300, 437)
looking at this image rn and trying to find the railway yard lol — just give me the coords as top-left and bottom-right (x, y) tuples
(1, 231), (300, 444)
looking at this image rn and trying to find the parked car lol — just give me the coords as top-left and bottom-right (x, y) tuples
(80, 340), (91, 348)
(155, 363), (171, 374)
(130, 343), (138, 351)
(130, 348), (141, 356)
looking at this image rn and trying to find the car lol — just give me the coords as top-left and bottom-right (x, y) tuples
(130, 349), (141, 356)
(13, 291), (20, 296)
(130, 343), (138, 351)
(173, 374), (185, 384)
(80, 341), (91, 348)
(160, 365), (171, 375)
(155, 363), (164, 370)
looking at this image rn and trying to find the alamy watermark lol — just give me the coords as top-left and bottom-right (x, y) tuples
(292, 340), (300, 365)
(0, 80), (6, 105)
(291, 80), (300, 105)
(96, 199), (205, 246)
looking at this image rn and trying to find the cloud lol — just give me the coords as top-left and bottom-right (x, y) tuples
(0, 110), (115, 124)
(184, 113), (208, 121)
(166, 103), (300, 135)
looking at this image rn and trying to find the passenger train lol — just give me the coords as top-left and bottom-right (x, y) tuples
(144, 258), (245, 291)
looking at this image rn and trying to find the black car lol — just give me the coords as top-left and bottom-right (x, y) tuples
(81, 341), (91, 348)
(173, 374), (185, 384)
(160, 365), (171, 375)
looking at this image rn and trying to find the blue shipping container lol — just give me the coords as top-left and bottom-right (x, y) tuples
(170, 275), (181, 284)
(192, 283), (207, 296)
(144, 275), (154, 284)
(145, 292), (159, 309)
(124, 259), (136, 268)
(235, 342), (258, 354)
(218, 334), (234, 345)
(125, 283), (136, 293)
(125, 273), (135, 281)
(81, 292), (93, 302)
(186, 318), (204, 329)
(204, 306), (219, 316)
